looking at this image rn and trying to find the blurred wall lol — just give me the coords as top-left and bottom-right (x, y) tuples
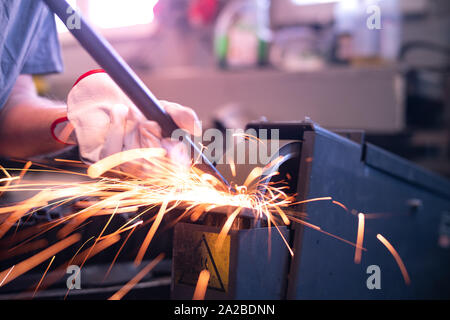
(43, 0), (449, 131)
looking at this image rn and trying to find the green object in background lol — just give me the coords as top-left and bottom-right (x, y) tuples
(258, 39), (269, 66)
(214, 35), (229, 68)
(213, 0), (271, 70)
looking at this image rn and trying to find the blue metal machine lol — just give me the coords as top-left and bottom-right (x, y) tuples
(172, 121), (450, 299)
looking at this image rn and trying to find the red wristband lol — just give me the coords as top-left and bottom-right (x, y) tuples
(50, 116), (76, 145)
(73, 69), (106, 87)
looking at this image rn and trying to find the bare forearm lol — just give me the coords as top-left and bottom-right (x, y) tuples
(0, 76), (67, 159)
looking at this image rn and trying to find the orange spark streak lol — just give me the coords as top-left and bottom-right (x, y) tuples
(71, 235), (121, 267)
(19, 161), (32, 180)
(98, 220), (142, 241)
(57, 207), (101, 239)
(104, 223), (139, 280)
(0, 234), (80, 287)
(272, 220), (294, 257)
(354, 213), (365, 264)
(232, 132), (263, 144)
(135, 198), (170, 266)
(193, 270), (210, 300)
(0, 166), (14, 197)
(332, 200), (349, 212)
(79, 202), (120, 269)
(243, 167), (263, 187)
(229, 159), (236, 178)
(64, 235), (121, 299)
(27, 235), (121, 295)
(190, 204), (208, 222)
(273, 205), (290, 226)
(376, 234), (411, 285)
(215, 207), (241, 250)
(54, 158), (83, 164)
(6, 239), (48, 258)
(289, 215), (366, 251)
(0, 265), (14, 287)
(57, 122), (74, 145)
(362, 213), (393, 219)
(95, 207), (139, 216)
(108, 253), (165, 300)
(292, 197), (332, 205)
(67, 237), (95, 267)
(2, 224), (51, 248)
(10, 205), (92, 250)
(316, 229), (367, 251)
(87, 148), (166, 178)
(263, 155), (285, 171)
(33, 255), (55, 298)
(57, 190), (141, 239)
(288, 216), (321, 231)
(0, 192), (49, 238)
(3, 167), (89, 178)
(0, 176), (19, 183)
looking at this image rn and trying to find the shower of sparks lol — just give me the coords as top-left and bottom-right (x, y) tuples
(193, 270), (210, 300)
(0, 147), (299, 293)
(354, 213), (365, 264)
(0, 234), (80, 287)
(0, 145), (411, 297)
(376, 234), (411, 285)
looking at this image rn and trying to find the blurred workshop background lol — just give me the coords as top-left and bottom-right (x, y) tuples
(38, 0), (450, 177)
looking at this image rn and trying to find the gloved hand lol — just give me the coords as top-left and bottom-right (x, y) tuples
(55, 70), (201, 173)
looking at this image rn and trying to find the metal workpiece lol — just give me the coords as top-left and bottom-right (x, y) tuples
(172, 121), (450, 299)
(252, 121), (450, 299)
(171, 222), (290, 300)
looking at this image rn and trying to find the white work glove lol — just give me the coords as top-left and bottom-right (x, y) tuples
(63, 70), (201, 173)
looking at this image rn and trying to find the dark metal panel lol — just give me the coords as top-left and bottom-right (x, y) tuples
(289, 126), (450, 299)
(233, 227), (290, 299)
(171, 223), (290, 299)
(246, 121), (313, 140)
(365, 143), (450, 198)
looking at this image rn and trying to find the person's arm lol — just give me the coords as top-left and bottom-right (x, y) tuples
(0, 75), (67, 159)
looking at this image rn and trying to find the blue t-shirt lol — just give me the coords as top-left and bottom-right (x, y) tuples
(0, 0), (63, 108)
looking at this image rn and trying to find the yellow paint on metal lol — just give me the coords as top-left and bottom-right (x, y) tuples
(202, 232), (230, 291)
(175, 230), (230, 293)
